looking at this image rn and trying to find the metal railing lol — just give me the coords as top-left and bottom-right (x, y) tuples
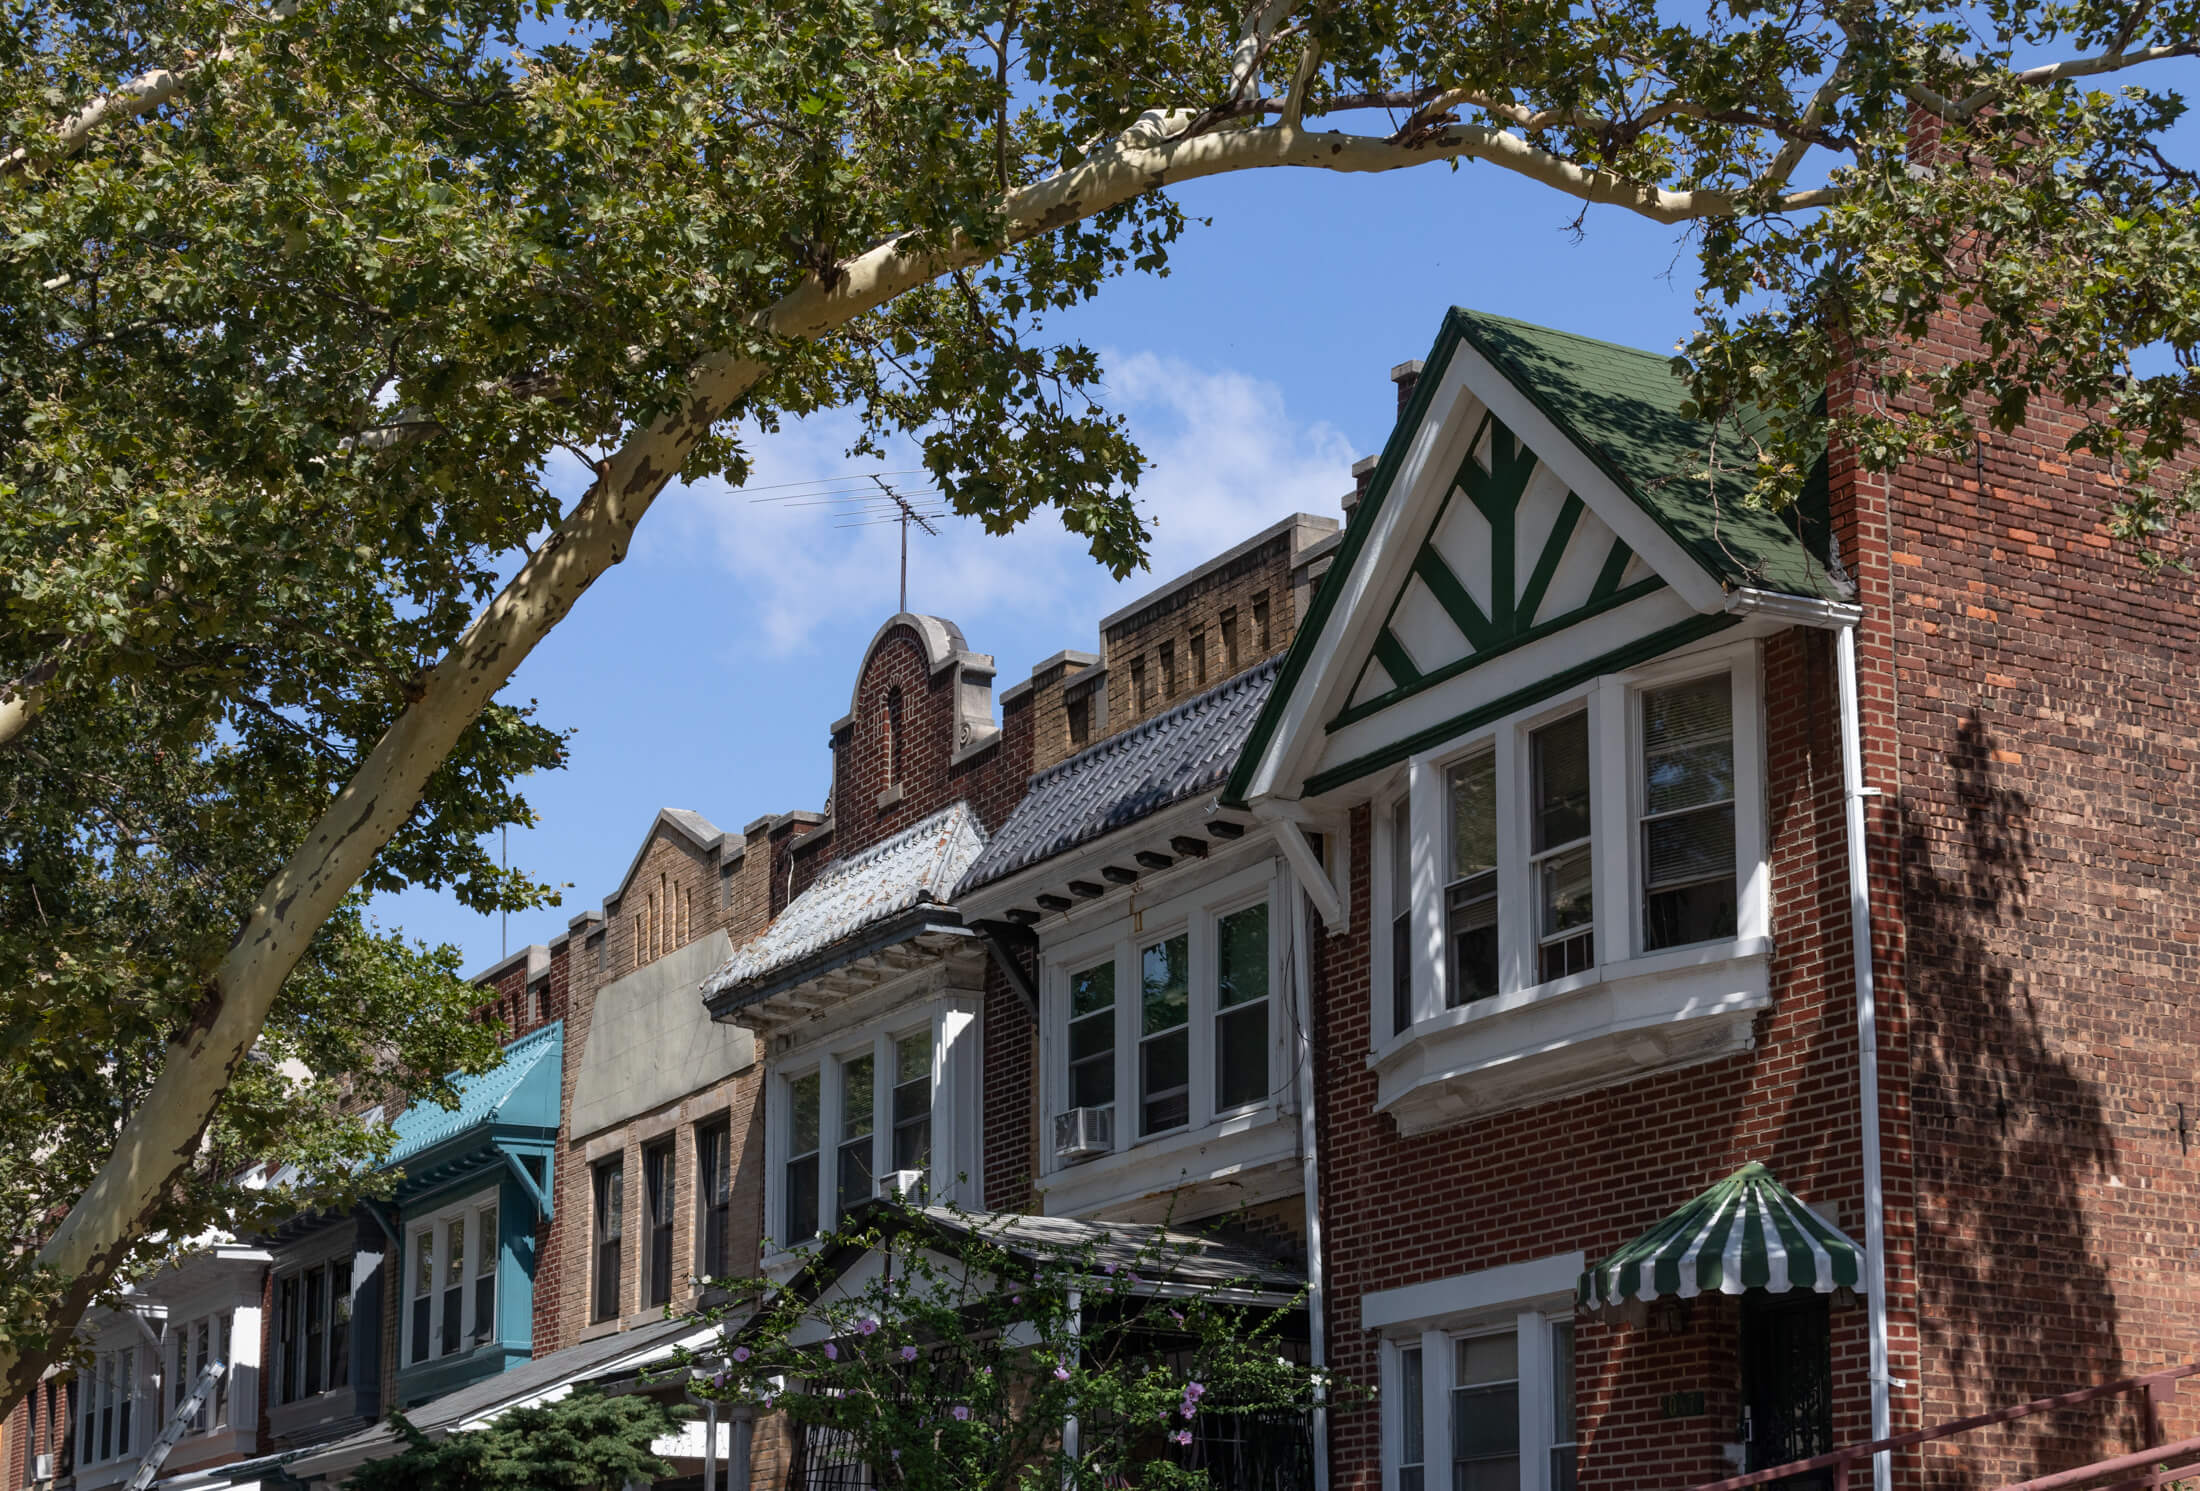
(1685, 1363), (2199, 1491)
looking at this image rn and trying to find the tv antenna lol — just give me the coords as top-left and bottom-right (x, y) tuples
(748, 470), (949, 614)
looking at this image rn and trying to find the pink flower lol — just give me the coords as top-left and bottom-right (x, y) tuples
(858, 1318), (879, 1336)
(1181, 1403), (1196, 1419)
(731, 1346), (750, 1363)
(1102, 1261), (1118, 1274)
(823, 1343), (838, 1361)
(1053, 1365), (1071, 1381)
(1171, 1430), (1193, 1446)
(952, 1405), (971, 1422)
(900, 1345), (919, 1362)
(1185, 1381), (1206, 1402)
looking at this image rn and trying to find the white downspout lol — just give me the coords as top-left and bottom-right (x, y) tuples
(1836, 622), (1893, 1491)
(1289, 875), (1331, 1491)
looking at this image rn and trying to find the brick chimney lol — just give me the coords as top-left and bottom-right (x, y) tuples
(1391, 358), (1425, 414)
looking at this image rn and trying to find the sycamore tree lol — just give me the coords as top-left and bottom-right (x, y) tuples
(680, 1205), (1343, 1489)
(5, 0), (2200, 1414)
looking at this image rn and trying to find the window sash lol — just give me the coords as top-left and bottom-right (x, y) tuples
(304, 1265), (326, 1397)
(329, 1263), (352, 1392)
(697, 1122), (732, 1278)
(644, 1144), (676, 1308)
(593, 1161), (624, 1322)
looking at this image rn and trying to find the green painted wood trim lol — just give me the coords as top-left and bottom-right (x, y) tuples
(1369, 629), (1423, 690)
(1514, 492), (1584, 629)
(1411, 545), (1498, 653)
(1589, 538), (1635, 603)
(1325, 574), (1668, 732)
(1303, 611), (1739, 797)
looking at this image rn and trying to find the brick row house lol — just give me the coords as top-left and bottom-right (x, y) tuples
(10, 291), (2200, 1491)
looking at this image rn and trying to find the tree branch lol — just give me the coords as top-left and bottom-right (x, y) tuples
(1911, 41), (2199, 121)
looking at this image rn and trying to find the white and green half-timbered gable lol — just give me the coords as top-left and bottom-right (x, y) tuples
(1228, 308), (1857, 1134)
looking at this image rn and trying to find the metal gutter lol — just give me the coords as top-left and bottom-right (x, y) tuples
(1836, 621), (1894, 1491)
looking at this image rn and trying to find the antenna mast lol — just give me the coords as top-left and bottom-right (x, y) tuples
(746, 470), (949, 614)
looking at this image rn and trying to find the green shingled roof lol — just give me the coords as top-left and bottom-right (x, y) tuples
(1451, 309), (1839, 602)
(386, 1019), (562, 1168)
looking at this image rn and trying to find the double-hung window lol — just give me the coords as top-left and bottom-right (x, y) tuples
(771, 1007), (972, 1251)
(1047, 864), (1282, 1168)
(836, 1053), (876, 1213)
(696, 1120), (732, 1280)
(1446, 751), (1499, 1005)
(1640, 674), (1737, 950)
(784, 1073), (821, 1244)
(1138, 935), (1190, 1135)
(174, 1310), (230, 1428)
(891, 1034), (931, 1180)
(643, 1141), (676, 1308)
(592, 1160), (623, 1323)
(1529, 712), (1594, 982)
(409, 1192), (503, 1360)
(1383, 1305), (1576, 1491)
(274, 1262), (349, 1404)
(78, 1346), (135, 1466)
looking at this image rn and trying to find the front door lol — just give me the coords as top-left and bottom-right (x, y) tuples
(1742, 1292), (1834, 1490)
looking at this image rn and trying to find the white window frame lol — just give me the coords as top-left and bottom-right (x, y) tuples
(77, 1343), (144, 1468)
(402, 1188), (501, 1368)
(1369, 1255), (1582, 1491)
(1040, 860), (1285, 1173)
(1375, 639), (1766, 1045)
(763, 997), (980, 1257)
(270, 1234), (355, 1409)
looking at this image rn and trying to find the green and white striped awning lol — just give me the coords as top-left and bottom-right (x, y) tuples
(1577, 1162), (1864, 1312)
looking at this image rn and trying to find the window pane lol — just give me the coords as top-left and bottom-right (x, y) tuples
(837, 1135), (874, 1213)
(1391, 795), (1414, 1036)
(1141, 935), (1189, 1035)
(1643, 676), (1734, 814)
(1216, 904), (1268, 1008)
(215, 1313), (233, 1422)
(785, 1153), (819, 1243)
(841, 1054), (875, 1138)
(1451, 1325), (1521, 1491)
(1538, 845), (1595, 940)
(1449, 752), (1497, 878)
(1645, 802), (1736, 888)
(1140, 1028), (1190, 1134)
(1071, 961), (1114, 1018)
(789, 1072), (821, 1156)
(441, 1217), (464, 1355)
(1215, 1003), (1269, 1110)
(1531, 714), (1592, 851)
(1551, 1319), (1578, 1491)
(1446, 871), (1499, 1006)
(117, 1349), (132, 1455)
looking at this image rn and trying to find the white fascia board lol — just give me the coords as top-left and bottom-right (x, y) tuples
(1360, 1250), (1586, 1334)
(1242, 364), (1485, 807)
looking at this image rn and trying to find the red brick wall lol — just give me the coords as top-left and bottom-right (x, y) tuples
(1866, 311), (2200, 1484)
(1316, 621), (1883, 1491)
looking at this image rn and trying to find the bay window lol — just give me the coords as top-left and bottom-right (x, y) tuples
(79, 1346), (135, 1467)
(768, 1002), (975, 1254)
(1044, 862), (1284, 1176)
(1369, 644), (1768, 1130)
(407, 1191), (501, 1361)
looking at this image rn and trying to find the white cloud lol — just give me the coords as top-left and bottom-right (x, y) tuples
(646, 352), (1357, 678)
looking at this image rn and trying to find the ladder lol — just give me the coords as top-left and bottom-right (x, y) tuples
(125, 1361), (225, 1491)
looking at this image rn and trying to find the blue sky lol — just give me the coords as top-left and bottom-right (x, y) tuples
(351, 152), (1932, 972)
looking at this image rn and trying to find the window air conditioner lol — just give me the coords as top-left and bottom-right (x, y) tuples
(35, 1454), (53, 1482)
(877, 1169), (927, 1202)
(1053, 1106), (1113, 1161)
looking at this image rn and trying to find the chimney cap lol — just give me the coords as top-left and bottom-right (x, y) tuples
(1351, 454), (1379, 477)
(1390, 359), (1426, 383)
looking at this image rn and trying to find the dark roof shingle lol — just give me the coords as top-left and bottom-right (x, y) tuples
(959, 657), (1280, 894)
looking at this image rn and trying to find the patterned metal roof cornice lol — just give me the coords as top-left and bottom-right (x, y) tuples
(959, 655), (1281, 895)
(700, 801), (987, 1002)
(384, 1020), (563, 1169)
